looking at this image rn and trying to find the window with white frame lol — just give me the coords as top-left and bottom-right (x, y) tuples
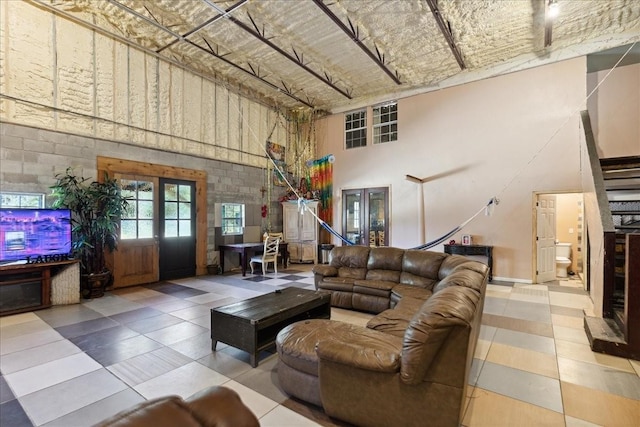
(373, 102), (398, 144)
(221, 203), (245, 235)
(345, 109), (367, 149)
(0, 192), (45, 208)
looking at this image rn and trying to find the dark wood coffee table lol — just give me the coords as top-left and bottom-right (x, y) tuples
(210, 287), (331, 367)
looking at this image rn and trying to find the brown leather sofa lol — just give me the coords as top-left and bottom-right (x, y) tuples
(95, 386), (260, 427)
(276, 246), (489, 427)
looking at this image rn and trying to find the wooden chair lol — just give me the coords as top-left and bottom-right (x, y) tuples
(268, 232), (285, 264)
(250, 236), (280, 275)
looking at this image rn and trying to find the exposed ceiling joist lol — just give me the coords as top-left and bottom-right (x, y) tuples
(156, 0), (248, 53)
(311, 0), (402, 85)
(189, 37), (315, 108)
(424, 0), (465, 70)
(27, 0), (640, 112)
(203, 8), (353, 99)
(107, 0), (314, 108)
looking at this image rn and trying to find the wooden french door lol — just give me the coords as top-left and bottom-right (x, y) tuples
(342, 187), (389, 246)
(159, 178), (196, 280)
(112, 175), (159, 287)
(98, 156), (208, 284)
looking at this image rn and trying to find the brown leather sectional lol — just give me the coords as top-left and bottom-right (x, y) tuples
(276, 246), (489, 427)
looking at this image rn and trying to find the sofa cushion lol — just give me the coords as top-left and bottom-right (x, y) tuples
(433, 268), (487, 294)
(353, 279), (395, 296)
(400, 250), (446, 287)
(277, 318), (401, 376)
(337, 266), (367, 280)
(320, 277), (355, 292)
(365, 247), (404, 282)
(400, 286), (480, 385)
(438, 255), (489, 279)
(390, 284), (433, 302)
(366, 269), (401, 282)
(330, 246), (370, 268)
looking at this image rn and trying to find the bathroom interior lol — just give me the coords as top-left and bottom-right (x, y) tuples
(554, 192), (584, 284)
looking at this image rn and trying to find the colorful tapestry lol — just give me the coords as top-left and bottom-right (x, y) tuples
(307, 154), (334, 224)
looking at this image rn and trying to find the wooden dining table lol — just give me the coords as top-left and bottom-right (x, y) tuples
(218, 242), (289, 276)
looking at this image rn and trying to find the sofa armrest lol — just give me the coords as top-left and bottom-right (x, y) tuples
(312, 264), (337, 277)
(186, 386), (260, 427)
(316, 336), (401, 373)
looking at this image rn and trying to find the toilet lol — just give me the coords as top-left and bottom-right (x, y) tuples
(555, 242), (572, 278)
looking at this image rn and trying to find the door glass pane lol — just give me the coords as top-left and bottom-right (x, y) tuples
(178, 202), (191, 219)
(165, 220), (178, 237)
(138, 201), (153, 219)
(178, 185), (191, 202)
(121, 220), (137, 239)
(369, 191), (387, 246)
(179, 220), (191, 237)
(164, 202), (178, 219)
(138, 182), (153, 199)
(119, 179), (154, 240)
(345, 192), (361, 245)
(164, 184), (178, 202)
(138, 220), (153, 238)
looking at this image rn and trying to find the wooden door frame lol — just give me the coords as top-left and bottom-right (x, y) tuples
(97, 156), (208, 276)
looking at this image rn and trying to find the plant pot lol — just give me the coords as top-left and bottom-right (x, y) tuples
(81, 270), (112, 299)
(207, 264), (220, 275)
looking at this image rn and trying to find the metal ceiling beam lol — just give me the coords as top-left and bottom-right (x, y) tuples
(311, 0), (401, 85)
(199, 3), (352, 99)
(187, 38), (315, 108)
(424, 0), (465, 70)
(157, 0), (248, 53)
(106, 0), (313, 108)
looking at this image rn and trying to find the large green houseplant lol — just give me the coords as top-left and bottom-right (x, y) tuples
(50, 168), (129, 298)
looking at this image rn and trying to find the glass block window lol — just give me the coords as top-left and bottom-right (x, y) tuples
(0, 192), (45, 208)
(373, 102), (398, 144)
(345, 109), (367, 149)
(120, 179), (154, 240)
(222, 203), (244, 236)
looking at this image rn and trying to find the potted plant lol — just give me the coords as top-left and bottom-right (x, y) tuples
(50, 167), (129, 298)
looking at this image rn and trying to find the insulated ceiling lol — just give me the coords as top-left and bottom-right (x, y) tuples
(35, 0), (640, 112)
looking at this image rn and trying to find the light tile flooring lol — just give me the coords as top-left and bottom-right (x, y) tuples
(1, 266), (639, 426)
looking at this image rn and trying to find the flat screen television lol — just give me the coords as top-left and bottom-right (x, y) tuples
(0, 208), (72, 264)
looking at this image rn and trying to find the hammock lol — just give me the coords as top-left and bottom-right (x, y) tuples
(296, 196), (499, 250)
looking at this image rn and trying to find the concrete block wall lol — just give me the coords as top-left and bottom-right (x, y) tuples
(0, 122), (284, 269)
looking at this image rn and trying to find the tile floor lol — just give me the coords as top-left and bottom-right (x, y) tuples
(1, 265), (639, 426)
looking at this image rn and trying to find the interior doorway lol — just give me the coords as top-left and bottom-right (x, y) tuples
(533, 192), (584, 284)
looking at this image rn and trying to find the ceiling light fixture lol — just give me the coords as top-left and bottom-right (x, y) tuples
(544, 0), (559, 47)
(548, 0), (560, 18)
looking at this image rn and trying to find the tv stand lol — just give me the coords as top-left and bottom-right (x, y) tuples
(0, 260), (80, 316)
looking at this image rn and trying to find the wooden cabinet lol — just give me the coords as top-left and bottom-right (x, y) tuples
(282, 201), (319, 263)
(0, 260), (79, 316)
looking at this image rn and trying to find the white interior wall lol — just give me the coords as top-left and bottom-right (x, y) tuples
(587, 63), (640, 158)
(316, 58), (587, 282)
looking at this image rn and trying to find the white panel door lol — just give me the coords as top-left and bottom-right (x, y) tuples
(536, 194), (557, 283)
